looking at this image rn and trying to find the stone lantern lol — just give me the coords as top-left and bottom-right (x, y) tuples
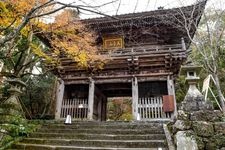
(5, 78), (27, 111)
(180, 63), (213, 112)
(181, 65), (201, 83)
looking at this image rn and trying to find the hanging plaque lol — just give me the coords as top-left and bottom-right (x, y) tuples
(103, 36), (124, 49)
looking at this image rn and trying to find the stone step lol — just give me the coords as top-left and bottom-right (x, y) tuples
(12, 143), (168, 150)
(41, 124), (163, 130)
(37, 128), (164, 134)
(14, 138), (167, 148)
(29, 133), (166, 140)
(10, 121), (168, 150)
(40, 121), (165, 125)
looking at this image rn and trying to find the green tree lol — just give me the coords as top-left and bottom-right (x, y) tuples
(0, 1), (113, 147)
(107, 98), (132, 121)
(0, 1), (100, 113)
(21, 73), (56, 119)
(181, 6), (225, 112)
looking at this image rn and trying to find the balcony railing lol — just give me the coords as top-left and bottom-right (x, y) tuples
(99, 44), (183, 57)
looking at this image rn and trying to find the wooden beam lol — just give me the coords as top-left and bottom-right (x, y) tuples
(64, 76), (169, 85)
(93, 78), (132, 84)
(64, 80), (89, 85)
(63, 72), (172, 81)
(94, 73), (172, 79)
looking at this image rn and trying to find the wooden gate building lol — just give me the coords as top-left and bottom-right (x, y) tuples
(53, 1), (206, 121)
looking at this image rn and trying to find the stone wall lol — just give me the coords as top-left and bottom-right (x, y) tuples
(172, 65), (225, 149)
(168, 110), (225, 150)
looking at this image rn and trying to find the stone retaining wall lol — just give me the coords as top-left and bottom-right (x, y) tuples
(168, 110), (225, 150)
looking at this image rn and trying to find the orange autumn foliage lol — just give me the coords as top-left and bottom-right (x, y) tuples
(9, 0), (50, 15)
(0, 1), (103, 69)
(40, 9), (102, 68)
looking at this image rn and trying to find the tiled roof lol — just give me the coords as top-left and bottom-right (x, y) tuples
(81, 0), (207, 47)
(82, 0), (207, 27)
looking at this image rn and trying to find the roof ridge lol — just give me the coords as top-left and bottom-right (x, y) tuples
(81, 0), (207, 22)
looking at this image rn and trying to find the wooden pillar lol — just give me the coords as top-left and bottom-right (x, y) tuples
(97, 98), (102, 121)
(132, 77), (139, 120)
(93, 86), (104, 121)
(101, 98), (107, 121)
(55, 79), (65, 120)
(94, 85), (107, 121)
(88, 78), (95, 120)
(167, 76), (177, 118)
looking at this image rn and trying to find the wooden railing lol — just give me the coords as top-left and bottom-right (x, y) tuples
(60, 98), (88, 119)
(138, 96), (172, 120)
(99, 44), (183, 57)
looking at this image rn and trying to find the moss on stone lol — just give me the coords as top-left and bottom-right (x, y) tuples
(0, 134), (14, 147)
(192, 121), (214, 137)
(0, 99), (38, 149)
(195, 135), (205, 150)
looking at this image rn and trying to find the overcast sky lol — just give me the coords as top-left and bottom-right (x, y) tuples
(57, 0), (224, 19)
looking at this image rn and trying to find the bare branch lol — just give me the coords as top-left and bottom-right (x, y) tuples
(76, 0), (119, 9)
(133, 0), (139, 13)
(116, 0), (122, 15)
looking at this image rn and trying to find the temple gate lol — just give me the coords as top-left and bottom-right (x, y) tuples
(51, 1), (206, 121)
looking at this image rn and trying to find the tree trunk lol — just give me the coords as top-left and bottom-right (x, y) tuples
(212, 73), (225, 113)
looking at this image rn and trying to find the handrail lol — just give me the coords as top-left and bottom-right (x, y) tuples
(99, 44), (183, 56)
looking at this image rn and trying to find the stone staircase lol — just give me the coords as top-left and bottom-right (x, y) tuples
(10, 121), (169, 150)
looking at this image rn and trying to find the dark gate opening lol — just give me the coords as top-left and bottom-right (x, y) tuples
(95, 83), (132, 121)
(61, 84), (89, 119)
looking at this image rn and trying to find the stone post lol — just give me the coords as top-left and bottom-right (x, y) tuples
(55, 79), (65, 120)
(88, 78), (95, 120)
(132, 77), (139, 120)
